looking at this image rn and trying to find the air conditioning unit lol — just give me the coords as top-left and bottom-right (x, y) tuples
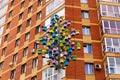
(95, 64), (101, 70)
(31, 49), (36, 54)
(9, 62), (13, 67)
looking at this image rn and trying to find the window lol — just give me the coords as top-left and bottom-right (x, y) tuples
(31, 76), (37, 80)
(10, 69), (16, 79)
(28, 6), (32, 13)
(27, 18), (31, 26)
(37, 11), (42, 20)
(0, 27), (4, 36)
(9, 10), (13, 17)
(11, 0), (14, 6)
(13, 53), (18, 62)
(101, 0), (120, 3)
(2, 47), (6, 55)
(102, 20), (120, 34)
(42, 68), (65, 80)
(45, 8), (65, 26)
(84, 44), (92, 53)
(85, 63), (94, 74)
(81, 0), (88, 3)
(21, 1), (25, 8)
(100, 4), (120, 18)
(0, 62), (4, 70)
(25, 32), (30, 41)
(38, 0), (42, 6)
(46, 0), (65, 15)
(4, 34), (8, 42)
(15, 38), (20, 47)
(19, 12), (23, 20)
(34, 41), (40, 49)
(82, 11), (89, 18)
(82, 26), (90, 35)
(35, 25), (40, 34)
(103, 38), (120, 53)
(7, 22), (11, 29)
(33, 57), (38, 68)
(17, 25), (22, 33)
(23, 47), (28, 56)
(21, 64), (26, 73)
(105, 57), (120, 74)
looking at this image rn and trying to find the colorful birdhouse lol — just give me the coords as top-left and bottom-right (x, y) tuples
(71, 55), (77, 61)
(42, 26), (47, 31)
(64, 60), (69, 66)
(38, 49), (42, 54)
(42, 40), (47, 45)
(39, 37), (43, 41)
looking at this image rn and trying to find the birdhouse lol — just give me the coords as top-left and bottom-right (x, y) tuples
(42, 26), (47, 31)
(55, 50), (59, 55)
(43, 49), (47, 53)
(66, 55), (70, 60)
(71, 55), (77, 61)
(67, 21), (71, 26)
(51, 19), (56, 24)
(39, 37), (43, 41)
(65, 46), (69, 51)
(38, 49), (42, 54)
(49, 53), (53, 59)
(52, 59), (56, 64)
(76, 31), (79, 35)
(49, 29), (54, 33)
(60, 57), (64, 63)
(52, 32), (57, 38)
(71, 46), (75, 50)
(54, 37), (58, 41)
(63, 51), (68, 55)
(77, 46), (81, 50)
(47, 42), (51, 46)
(64, 60), (69, 66)
(60, 42), (63, 47)
(42, 40), (47, 45)
(68, 48), (73, 53)
(55, 14), (59, 19)
(65, 41), (69, 46)
(71, 30), (76, 36)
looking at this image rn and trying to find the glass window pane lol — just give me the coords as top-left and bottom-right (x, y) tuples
(103, 20), (109, 28)
(106, 38), (112, 46)
(113, 38), (119, 46)
(110, 21), (116, 28)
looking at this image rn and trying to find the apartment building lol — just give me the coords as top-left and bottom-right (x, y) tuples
(0, 0), (119, 80)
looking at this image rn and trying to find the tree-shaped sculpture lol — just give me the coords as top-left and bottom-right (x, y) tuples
(37, 15), (81, 70)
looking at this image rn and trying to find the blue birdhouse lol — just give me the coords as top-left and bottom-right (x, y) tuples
(51, 19), (56, 24)
(49, 53), (53, 59)
(64, 60), (69, 66)
(42, 40), (47, 45)
(55, 15), (59, 19)
(68, 48), (73, 53)
(52, 32), (57, 38)
(42, 26), (47, 31)
(66, 54), (70, 60)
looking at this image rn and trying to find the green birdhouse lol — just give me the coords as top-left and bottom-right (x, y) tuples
(71, 55), (77, 61)
(38, 49), (42, 54)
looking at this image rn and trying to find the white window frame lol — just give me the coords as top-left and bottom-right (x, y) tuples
(25, 32), (30, 41)
(85, 63), (94, 74)
(80, 0), (88, 3)
(82, 26), (90, 35)
(33, 57), (38, 68)
(24, 47), (28, 56)
(82, 11), (89, 18)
